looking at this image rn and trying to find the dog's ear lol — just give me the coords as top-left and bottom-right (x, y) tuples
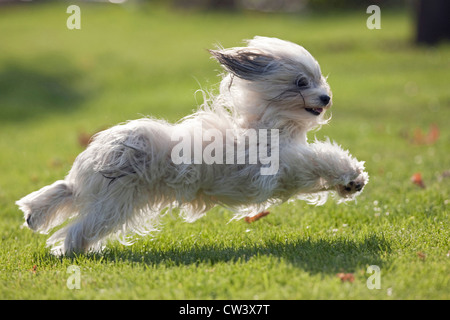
(209, 48), (277, 80)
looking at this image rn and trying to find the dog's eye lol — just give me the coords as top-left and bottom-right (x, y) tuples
(295, 77), (309, 88)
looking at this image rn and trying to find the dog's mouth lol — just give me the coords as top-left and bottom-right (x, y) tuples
(305, 107), (324, 116)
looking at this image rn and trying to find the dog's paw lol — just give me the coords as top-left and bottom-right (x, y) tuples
(336, 175), (366, 198)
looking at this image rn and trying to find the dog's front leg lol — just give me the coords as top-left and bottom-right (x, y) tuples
(308, 140), (368, 198)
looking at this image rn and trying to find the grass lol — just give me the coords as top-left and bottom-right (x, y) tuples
(0, 2), (449, 300)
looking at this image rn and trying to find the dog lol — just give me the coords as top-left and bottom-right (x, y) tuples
(16, 36), (368, 255)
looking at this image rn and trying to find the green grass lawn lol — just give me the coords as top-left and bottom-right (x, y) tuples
(0, 2), (449, 299)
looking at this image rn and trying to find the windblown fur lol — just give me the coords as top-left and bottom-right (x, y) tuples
(16, 36), (368, 255)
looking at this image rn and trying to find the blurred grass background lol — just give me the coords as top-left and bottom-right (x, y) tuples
(0, 0), (449, 299)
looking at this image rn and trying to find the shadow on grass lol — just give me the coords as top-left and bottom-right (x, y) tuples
(0, 57), (89, 123)
(100, 234), (390, 274)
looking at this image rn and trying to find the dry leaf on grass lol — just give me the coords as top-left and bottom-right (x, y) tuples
(78, 127), (107, 148)
(244, 211), (270, 223)
(30, 265), (37, 274)
(417, 251), (427, 261)
(77, 131), (93, 148)
(411, 172), (426, 189)
(336, 273), (355, 283)
(438, 170), (450, 182)
(401, 124), (440, 145)
(413, 124), (440, 145)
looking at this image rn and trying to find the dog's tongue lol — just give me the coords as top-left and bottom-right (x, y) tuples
(316, 108), (323, 113)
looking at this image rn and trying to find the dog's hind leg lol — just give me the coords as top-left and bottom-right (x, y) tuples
(16, 180), (76, 234)
(47, 184), (144, 255)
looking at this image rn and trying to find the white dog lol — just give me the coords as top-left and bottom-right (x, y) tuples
(17, 36), (368, 255)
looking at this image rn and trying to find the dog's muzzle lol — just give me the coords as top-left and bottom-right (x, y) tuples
(305, 95), (331, 116)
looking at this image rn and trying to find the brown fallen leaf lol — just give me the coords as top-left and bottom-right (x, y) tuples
(417, 251), (426, 261)
(413, 128), (425, 144)
(411, 172), (426, 189)
(48, 157), (63, 169)
(426, 124), (440, 145)
(244, 211), (270, 223)
(402, 124), (440, 145)
(77, 131), (92, 148)
(31, 265), (37, 274)
(78, 127), (107, 148)
(336, 273), (355, 283)
(438, 170), (450, 182)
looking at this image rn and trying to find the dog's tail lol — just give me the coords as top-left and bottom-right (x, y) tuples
(16, 180), (75, 234)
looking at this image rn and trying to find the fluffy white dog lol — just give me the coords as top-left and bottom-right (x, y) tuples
(17, 36), (368, 255)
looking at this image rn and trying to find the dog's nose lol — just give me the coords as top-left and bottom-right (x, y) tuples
(319, 95), (331, 105)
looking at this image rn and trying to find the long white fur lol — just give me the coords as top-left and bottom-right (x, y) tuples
(16, 36), (368, 255)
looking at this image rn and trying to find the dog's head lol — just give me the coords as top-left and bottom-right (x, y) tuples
(210, 36), (332, 133)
